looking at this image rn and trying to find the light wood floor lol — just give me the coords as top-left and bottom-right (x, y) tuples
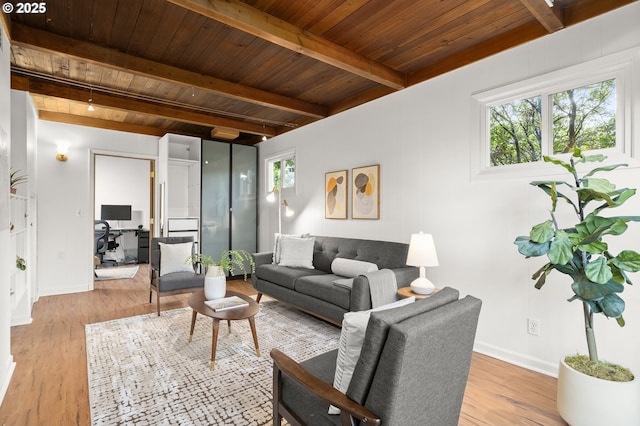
(0, 265), (566, 425)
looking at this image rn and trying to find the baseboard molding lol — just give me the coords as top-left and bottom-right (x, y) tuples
(474, 340), (558, 378)
(0, 356), (16, 406)
(38, 285), (91, 297)
(10, 315), (32, 327)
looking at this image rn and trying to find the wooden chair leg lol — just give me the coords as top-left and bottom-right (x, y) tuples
(273, 363), (282, 426)
(156, 292), (161, 316)
(256, 292), (263, 303)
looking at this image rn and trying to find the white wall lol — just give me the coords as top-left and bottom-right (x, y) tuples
(36, 121), (158, 296)
(0, 21), (15, 405)
(257, 3), (640, 377)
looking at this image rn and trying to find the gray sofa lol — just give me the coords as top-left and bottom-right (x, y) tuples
(252, 235), (419, 325)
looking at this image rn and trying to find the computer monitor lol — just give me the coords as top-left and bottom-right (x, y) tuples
(100, 204), (132, 221)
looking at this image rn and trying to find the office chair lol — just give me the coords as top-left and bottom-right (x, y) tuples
(94, 220), (110, 263)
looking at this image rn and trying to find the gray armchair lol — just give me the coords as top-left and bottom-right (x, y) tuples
(271, 287), (482, 425)
(149, 236), (204, 316)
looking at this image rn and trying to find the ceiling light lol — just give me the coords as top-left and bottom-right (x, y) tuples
(88, 87), (95, 111)
(544, 0), (554, 7)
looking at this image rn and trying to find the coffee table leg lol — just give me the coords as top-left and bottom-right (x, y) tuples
(248, 316), (260, 357)
(189, 310), (197, 343)
(211, 318), (220, 371)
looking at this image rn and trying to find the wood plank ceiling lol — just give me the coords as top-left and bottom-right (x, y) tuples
(2, 0), (635, 144)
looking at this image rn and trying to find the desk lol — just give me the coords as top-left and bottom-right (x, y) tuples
(104, 228), (149, 264)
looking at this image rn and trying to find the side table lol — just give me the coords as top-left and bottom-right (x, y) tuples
(397, 286), (440, 300)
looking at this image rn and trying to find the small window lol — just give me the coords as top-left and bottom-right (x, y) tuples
(266, 150), (295, 192)
(489, 78), (616, 167)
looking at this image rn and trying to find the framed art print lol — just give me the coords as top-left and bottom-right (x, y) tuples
(352, 164), (380, 219)
(325, 170), (348, 219)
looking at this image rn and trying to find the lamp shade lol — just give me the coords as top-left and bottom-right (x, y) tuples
(406, 232), (439, 267)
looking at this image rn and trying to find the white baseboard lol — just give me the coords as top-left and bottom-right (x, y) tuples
(0, 356), (16, 406)
(10, 315), (32, 327)
(474, 340), (558, 378)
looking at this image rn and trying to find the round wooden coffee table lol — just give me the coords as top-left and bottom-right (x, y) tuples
(188, 289), (261, 371)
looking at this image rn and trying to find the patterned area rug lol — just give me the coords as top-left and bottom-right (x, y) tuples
(86, 302), (340, 425)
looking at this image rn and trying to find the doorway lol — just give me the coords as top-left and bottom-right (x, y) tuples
(93, 154), (155, 269)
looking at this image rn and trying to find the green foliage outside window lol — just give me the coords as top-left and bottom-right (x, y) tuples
(552, 79), (616, 154)
(490, 79), (616, 166)
(272, 157), (295, 190)
(490, 96), (542, 166)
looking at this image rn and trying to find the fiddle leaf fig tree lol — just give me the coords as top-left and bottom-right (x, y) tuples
(514, 149), (640, 365)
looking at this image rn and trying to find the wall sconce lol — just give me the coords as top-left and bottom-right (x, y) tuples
(266, 187), (294, 234)
(56, 142), (68, 161)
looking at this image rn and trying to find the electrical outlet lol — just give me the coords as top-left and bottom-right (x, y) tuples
(528, 318), (540, 336)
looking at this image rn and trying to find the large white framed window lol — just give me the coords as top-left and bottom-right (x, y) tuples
(265, 149), (296, 194)
(471, 48), (637, 179)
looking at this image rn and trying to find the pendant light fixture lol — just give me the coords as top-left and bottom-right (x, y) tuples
(88, 87), (95, 111)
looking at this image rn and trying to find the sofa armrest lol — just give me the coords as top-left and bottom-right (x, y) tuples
(251, 252), (273, 287)
(350, 267), (420, 311)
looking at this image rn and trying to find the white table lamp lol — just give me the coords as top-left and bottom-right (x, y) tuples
(406, 232), (439, 295)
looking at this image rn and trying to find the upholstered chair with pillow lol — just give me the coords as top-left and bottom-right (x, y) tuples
(149, 236), (204, 316)
(271, 287), (482, 425)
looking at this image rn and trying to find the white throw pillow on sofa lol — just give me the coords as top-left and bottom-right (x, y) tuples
(328, 296), (416, 414)
(273, 233), (310, 264)
(277, 235), (315, 269)
(158, 242), (194, 276)
(331, 258), (378, 277)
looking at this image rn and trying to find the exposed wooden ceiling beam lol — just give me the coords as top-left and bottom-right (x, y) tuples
(166, 0), (407, 90)
(562, 0), (636, 25)
(38, 110), (168, 137)
(14, 76), (278, 136)
(519, 0), (564, 32)
(11, 23), (327, 119)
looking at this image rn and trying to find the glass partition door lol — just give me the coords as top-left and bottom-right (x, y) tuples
(201, 140), (256, 268)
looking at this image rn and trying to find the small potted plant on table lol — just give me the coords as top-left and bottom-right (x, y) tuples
(514, 149), (640, 425)
(187, 249), (255, 300)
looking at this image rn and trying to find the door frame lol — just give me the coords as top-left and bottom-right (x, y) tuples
(89, 150), (156, 288)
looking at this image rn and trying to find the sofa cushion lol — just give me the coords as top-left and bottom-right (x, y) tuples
(313, 236), (411, 273)
(278, 236), (315, 269)
(158, 242), (194, 276)
(156, 270), (203, 292)
(256, 264), (325, 290)
(273, 233), (310, 264)
(296, 274), (352, 310)
(331, 258), (378, 277)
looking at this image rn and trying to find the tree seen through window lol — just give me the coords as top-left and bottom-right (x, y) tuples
(489, 79), (616, 166)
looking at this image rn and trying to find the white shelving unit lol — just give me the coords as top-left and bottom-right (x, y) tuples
(159, 134), (201, 242)
(9, 193), (32, 326)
